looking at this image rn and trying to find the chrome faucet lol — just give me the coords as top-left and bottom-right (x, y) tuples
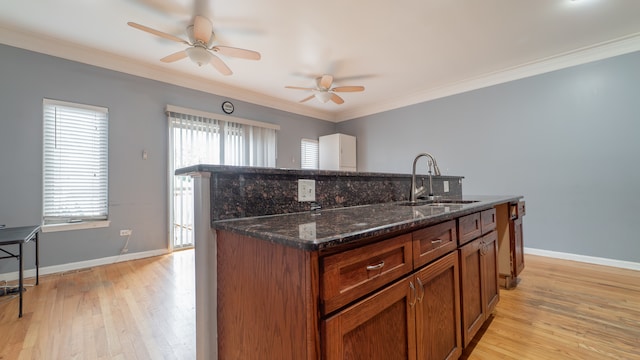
(410, 152), (441, 203)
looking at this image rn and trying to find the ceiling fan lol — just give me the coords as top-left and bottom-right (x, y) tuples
(285, 75), (365, 105)
(127, 15), (260, 76)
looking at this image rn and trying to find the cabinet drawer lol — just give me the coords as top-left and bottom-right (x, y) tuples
(413, 220), (457, 268)
(481, 208), (496, 235)
(321, 234), (413, 314)
(517, 201), (526, 217)
(458, 212), (481, 246)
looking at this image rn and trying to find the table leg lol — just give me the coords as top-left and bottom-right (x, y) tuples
(35, 232), (39, 285)
(19, 242), (23, 318)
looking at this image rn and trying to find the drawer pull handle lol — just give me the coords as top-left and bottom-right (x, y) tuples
(366, 261), (385, 271)
(431, 239), (443, 244)
(416, 277), (425, 303)
(409, 281), (417, 307)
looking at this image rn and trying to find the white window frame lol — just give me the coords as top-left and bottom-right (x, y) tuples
(42, 99), (110, 232)
(301, 138), (319, 169)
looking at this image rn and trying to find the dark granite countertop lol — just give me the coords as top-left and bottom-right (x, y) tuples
(175, 164), (464, 179)
(213, 195), (522, 251)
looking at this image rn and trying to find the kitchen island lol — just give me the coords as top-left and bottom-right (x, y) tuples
(176, 165), (524, 360)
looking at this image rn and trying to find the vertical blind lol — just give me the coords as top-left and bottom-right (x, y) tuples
(168, 107), (277, 248)
(168, 111), (277, 168)
(43, 99), (109, 223)
(301, 138), (319, 169)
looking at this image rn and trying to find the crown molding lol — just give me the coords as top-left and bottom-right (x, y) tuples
(0, 23), (336, 122)
(335, 32), (640, 122)
(2, 23), (639, 124)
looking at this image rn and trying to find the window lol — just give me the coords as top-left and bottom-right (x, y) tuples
(43, 99), (109, 226)
(301, 138), (319, 169)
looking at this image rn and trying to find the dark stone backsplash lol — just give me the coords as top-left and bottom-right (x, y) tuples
(175, 165), (463, 222)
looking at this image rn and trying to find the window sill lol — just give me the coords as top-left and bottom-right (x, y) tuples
(42, 220), (111, 233)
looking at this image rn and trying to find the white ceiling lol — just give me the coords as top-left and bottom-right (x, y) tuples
(1, 0), (640, 122)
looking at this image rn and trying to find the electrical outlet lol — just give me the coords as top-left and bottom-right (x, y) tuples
(299, 222), (317, 240)
(119, 229), (132, 237)
(298, 179), (316, 202)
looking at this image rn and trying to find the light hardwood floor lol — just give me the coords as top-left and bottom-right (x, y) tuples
(0, 250), (195, 360)
(1, 251), (638, 359)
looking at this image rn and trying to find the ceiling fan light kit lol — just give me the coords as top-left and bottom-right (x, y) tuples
(314, 90), (333, 103)
(186, 46), (212, 66)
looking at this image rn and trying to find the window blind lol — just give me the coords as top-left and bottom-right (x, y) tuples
(43, 99), (109, 223)
(301, 138), (319, 169)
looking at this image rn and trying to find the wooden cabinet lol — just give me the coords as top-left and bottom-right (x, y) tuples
(215, 206), (515, 359)
(319, 133), (357, 171)
(324, 251), (462, 360)
(459, 230), (499, 347)
(496, 201), (526, 289)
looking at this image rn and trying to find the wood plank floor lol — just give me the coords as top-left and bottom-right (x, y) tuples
(0, 250), (195, 360)
(1, 251), (638, 359)
(463, 255), (640, 360)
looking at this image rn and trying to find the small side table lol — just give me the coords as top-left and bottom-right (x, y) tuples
(0, 225), (40, 318)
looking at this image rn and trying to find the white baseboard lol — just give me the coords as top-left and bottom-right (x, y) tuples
(0, 248), (169, 283)
(525, 247), (640, 271)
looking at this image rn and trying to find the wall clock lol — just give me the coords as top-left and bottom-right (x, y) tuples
(222, 101), (234, 114)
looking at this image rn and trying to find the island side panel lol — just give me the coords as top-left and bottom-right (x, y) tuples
(217, 230), (319, 360)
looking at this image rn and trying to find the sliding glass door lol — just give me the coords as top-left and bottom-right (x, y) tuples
(168, 108), (277, 249)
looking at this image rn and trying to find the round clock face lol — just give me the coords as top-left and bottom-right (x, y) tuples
(222, 101), (234, 114)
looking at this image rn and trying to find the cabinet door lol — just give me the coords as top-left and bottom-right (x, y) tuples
(415, 252), (462, 360)
(324, 276), (417, 360)
(481, 231), (499, 315)
(339, 134), (357, 169)
(513, 217), (525, 276)
(458, 238), (485, 347)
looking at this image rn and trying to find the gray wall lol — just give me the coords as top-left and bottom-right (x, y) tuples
(3, 42), (638, 275)
(338, 51), (640, 263)
(0, 44), (335, 274)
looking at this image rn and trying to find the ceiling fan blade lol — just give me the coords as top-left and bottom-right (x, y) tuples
(127, 22), (188, 44)
(210, 54), (232, 76)
(285, 86), (314, 91)
(160, 50), (188, 63)
(332, 86), (365, 92)
(193, 15), (213, 44)
(299, 95), (315, 103)
(331, 93), (345, 105)
(319, 74), (333, 89)
(213, 46), (261, 60)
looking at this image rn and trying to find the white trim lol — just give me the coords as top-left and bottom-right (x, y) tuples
(165, 104), (281, 131)
(0, 248), (168, 283)
(2, 24), (639, 123)
(525, 247), (640, 271)
(42, 220), (111, 233)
